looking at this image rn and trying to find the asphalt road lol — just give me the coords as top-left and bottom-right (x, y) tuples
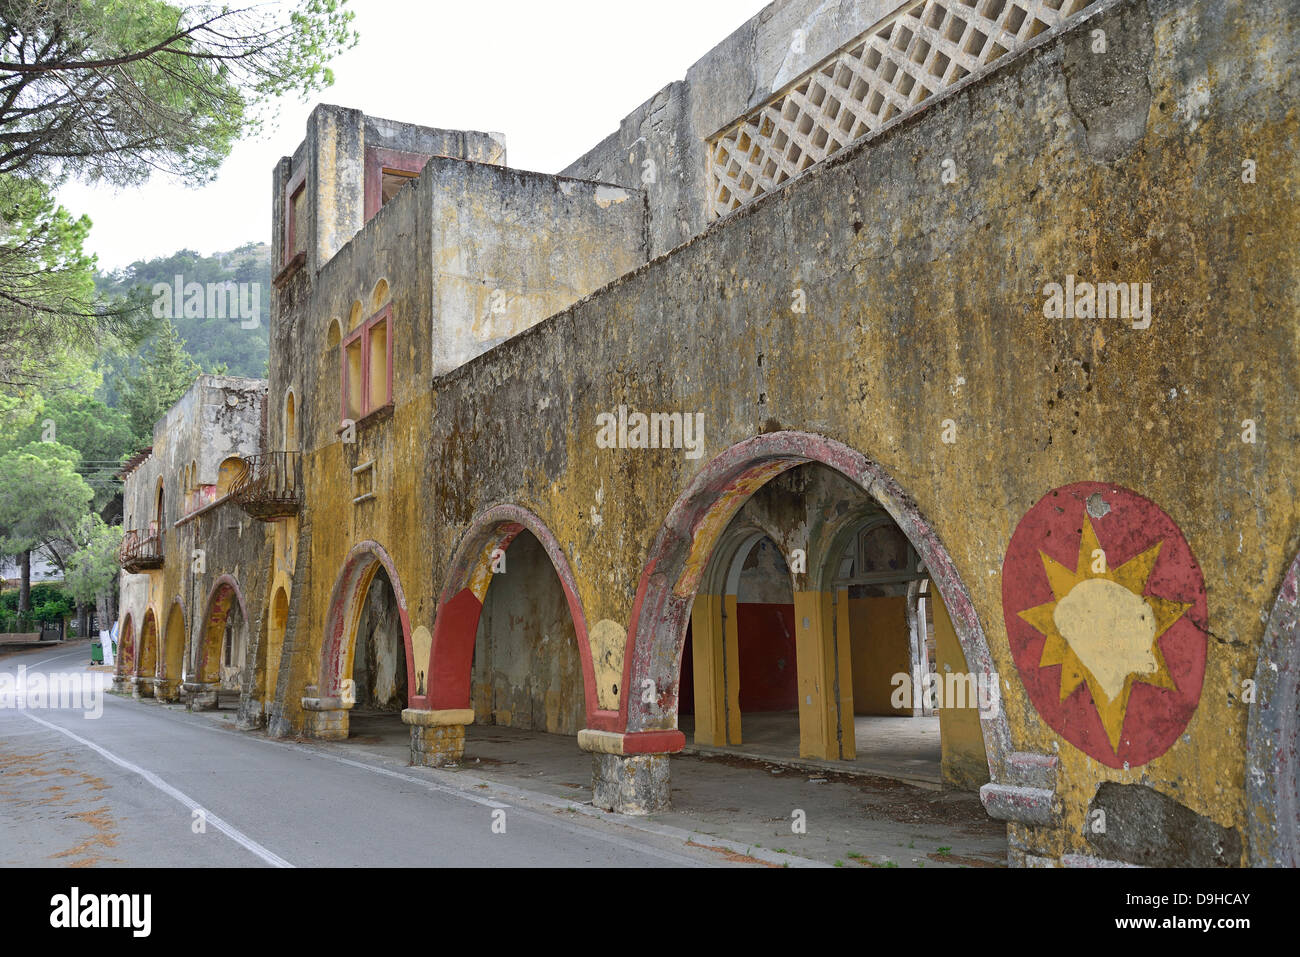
(0, 644), (719, 867)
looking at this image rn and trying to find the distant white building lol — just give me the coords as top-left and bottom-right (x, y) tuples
(1, 546), (63, 587)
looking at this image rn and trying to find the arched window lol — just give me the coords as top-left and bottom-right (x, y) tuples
(284, 391), (298, 452)
(340, 304), (392, 423)
(216, 457), (245, 497)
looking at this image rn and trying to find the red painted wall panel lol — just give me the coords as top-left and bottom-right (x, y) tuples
(737, 603), (797, 712)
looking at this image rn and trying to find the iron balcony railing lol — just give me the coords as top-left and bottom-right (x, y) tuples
(119, 528), (164, 572)
(229, 451), (302, 521)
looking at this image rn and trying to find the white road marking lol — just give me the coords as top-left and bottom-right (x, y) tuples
(19, 711), (293, 869)
(2, 648), (87, 671)
(12, 655), (719, 867)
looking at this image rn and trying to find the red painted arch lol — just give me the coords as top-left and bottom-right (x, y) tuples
(135, 608), (159, 680)
(318, 541), (414, 703)
(426, 504), (602, 727)
(116, 613), (136, 678)
(160, 596), (186, 682)
(198, 576), (247, 684)
(621, 430), (1010, 774)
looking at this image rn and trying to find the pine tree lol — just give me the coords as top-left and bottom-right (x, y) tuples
(120, 319), (201, 443)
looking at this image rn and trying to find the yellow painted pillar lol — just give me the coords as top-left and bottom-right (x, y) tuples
(793, 590), (838, 759)
(721, 595), (741, 744)
(833, 588), (856, 760)
(930, 589), (991, 789)
(689, 594), (741, 746)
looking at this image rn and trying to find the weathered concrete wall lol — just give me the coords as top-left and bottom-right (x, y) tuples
(471, 531), (586, 735)
(562, 0), (899, 256)
(271, 104), (508, 282)
(116, 376), (273, 711)
(120, 375), (265, 533)
(427, 159), (646, 375)
(352, 568), (405, 711)
(384, 0), (1294, 862)
(248, 0), (1300, 860)
(849, 597), (910, 715)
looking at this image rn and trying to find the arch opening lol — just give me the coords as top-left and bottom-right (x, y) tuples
(681, 533), (801, 752)
(624, 431), (1008, 788)
(315, 542), (413, 741)
(266, 587), (289, 707)
(426, 505), (599, 764)
(159, 601), (186, 700)
(116, 614), (136, 678)
(469, 529), (587, 736)
(136, 609), (158, 682)
(197, 577), (248, 710)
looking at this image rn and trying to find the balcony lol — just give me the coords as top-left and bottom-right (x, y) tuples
(230, 451), (302, 521)
(119, 529), (163, 573)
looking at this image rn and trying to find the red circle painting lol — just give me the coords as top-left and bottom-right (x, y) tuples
(1002, 482), (1207, 768)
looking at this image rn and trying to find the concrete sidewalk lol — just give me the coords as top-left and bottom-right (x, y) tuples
(205, 709), (1009, 868)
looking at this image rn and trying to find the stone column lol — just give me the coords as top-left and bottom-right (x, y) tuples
(579, 729), (683, 815)
(236, 696), (267, 731)
(689, 594), (741, 746)
(130, 674), (155, 699)
(980, 752), (1062, 866)
(153, 677), (181, 702)
(301, 689), (352, 739)
(183, 680), (220, 711)
(403, 709), (474, 766)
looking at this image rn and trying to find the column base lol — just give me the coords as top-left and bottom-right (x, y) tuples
(236, 699), (267, 731)
(111, 674), (132, 695)
(302, 695), (352, 739)
(183, 681), (220, 711)
(152, 678), (181, 702)
(403, 709), (473, 766)
(131, 676), (154, 699)
(591, 753), (671, 815)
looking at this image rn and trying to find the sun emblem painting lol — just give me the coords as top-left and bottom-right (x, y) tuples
(1002, 483), (1208, 768)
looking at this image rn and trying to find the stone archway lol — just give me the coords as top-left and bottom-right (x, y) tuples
(413, 505), (598, 766)
(308, 541), (412, 740)
(428, 506), (597, 716)
(156, 599), (186, 701)
(1246, 548), (1300, 865)
(133, 608), (158, 699)
(191, 576), (248, 711)
(113, 613), (136, 693)
(620, 431), (1010, 782)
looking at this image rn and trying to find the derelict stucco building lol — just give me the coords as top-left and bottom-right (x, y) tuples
(116, 0), (1300, 867)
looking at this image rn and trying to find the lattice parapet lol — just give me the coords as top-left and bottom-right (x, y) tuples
(707, 0), (1100, 218)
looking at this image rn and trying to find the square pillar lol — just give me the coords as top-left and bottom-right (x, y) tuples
(183, 681), (220, 711)
(403, 708), (474, 767)
(301, 692), (352, 739)
(690, 593), (741, 746)
(579, 729), (682, 815)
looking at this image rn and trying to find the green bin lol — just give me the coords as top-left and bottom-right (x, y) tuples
(90, 639), (103, 664)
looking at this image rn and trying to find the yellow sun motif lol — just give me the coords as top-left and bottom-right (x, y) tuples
(1017, 516), (1191, 752)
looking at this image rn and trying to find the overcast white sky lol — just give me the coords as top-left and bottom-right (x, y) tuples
(56, 0), (768, 272)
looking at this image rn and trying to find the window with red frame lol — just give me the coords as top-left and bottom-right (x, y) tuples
(364, 147), (430, 221)
(283, 164), (307, 267)
(341, 305), (392, 422)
